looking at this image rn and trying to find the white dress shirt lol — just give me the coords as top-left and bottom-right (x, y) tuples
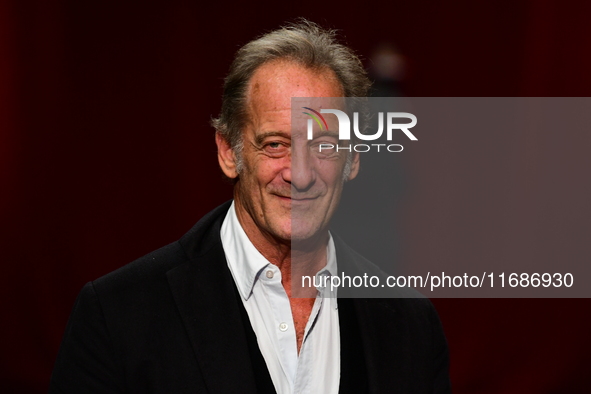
(220, 201), (340, 394)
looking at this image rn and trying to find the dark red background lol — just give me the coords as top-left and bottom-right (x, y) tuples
(2, 1), (591, 392)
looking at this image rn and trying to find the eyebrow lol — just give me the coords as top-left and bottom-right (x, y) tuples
(254, 131), (291, 145)
(310, 130), (340, 139)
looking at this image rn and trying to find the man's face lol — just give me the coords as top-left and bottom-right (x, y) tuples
(216, 60), (359, 246)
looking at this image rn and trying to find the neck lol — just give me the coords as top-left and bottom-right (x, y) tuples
(233, 197), (329, 297)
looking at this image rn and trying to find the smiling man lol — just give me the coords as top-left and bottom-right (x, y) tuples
(215, 59), (352, 392)
(50, 20), (450, 394)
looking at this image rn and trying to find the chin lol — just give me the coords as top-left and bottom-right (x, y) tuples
(289, 220), (324, 243)
(263, 218), (292, 242)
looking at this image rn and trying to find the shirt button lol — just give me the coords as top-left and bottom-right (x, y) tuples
(266, 270), (274, 279)
(279, 322), (288, 332)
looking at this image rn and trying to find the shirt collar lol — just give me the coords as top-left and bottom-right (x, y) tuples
(221, 201), (338, 301)
(320, 233), (338, 278)
(220, 201), (270, 301)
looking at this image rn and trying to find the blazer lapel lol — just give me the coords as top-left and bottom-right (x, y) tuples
(166, 204), (259, 394)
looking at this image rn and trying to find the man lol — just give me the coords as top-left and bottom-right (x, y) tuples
(50, 21), (450, 393)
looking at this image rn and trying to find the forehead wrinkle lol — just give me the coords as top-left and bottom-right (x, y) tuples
(311, 130), (339, 138)
(244, 60), (345, 139)
(247, 60), (343, 100)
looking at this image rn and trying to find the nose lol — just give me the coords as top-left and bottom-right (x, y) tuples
(285, 144), (316, 193)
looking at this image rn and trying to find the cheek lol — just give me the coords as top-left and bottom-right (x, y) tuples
(258, 158), (288, 181)
(315, 159), (346, 185)
(241, 154), (266, 181)
(240, 164), (281, 198)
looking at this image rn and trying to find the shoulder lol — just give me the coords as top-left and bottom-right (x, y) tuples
(92, 241), (186, 298)
(90, 201), (232, 310)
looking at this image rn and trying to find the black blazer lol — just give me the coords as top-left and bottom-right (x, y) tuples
(49, 201), (451, 393)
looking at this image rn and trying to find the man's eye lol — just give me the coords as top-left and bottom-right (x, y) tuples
(262, 141), (288, 156)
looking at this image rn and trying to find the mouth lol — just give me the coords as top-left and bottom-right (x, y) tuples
(272, 194), (292, 205)
(291, 197), (318, 202)
(290, 195), (321, 206)
(273, 194), (319, 203)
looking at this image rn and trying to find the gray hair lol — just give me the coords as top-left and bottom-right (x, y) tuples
(211, 19), (371, 175)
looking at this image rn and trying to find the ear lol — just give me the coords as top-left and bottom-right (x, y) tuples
(215, 132), (239, 179)
(346, 151), (360, 181)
